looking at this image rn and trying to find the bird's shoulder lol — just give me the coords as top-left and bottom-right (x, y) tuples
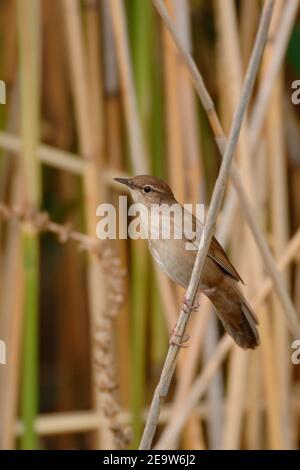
(183, 210), (244, 284)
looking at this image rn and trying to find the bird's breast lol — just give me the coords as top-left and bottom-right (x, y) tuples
(148, 238), (195, 288)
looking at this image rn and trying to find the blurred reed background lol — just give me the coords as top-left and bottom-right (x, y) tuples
(0, 0), (299, 450)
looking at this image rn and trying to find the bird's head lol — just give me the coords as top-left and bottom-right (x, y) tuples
(114, 175), (176, 206)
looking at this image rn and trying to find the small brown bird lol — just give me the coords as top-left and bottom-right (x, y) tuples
(115, 175), (260, 349)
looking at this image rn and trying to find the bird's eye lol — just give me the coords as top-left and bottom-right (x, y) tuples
(143, 185), (152, 193)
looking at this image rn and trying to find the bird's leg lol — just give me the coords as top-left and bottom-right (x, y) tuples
(182, 293), (200, 313)
(169, 326), (190, 348)
(183, 287), (216, 313)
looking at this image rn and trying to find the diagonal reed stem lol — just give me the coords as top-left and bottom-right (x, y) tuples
(155, 225), (300, 447)
(139, 0), (274, 450)
(249, 0), (300, 149)
(152, 0), (299, 335)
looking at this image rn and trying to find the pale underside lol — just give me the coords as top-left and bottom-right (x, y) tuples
(144, 207), (243, 288)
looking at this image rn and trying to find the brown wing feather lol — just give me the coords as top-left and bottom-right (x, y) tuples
(208, 236), (244, 284)
(187, 211), (244, 284)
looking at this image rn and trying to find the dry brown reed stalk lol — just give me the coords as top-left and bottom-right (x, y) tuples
(173, 0), (204, 203)
(83, 0), (105, 170)
(214, 1), (248, 450)
(214, 0), (253, 450)
(17, 0), (42, 449)
(152, 0), (299, 336)
(218, 0), (299, 315)
(108, 0), (201, 446)
(153, 0), (284, 449)
(0, 1), (17, 92)
(0, 1), (17, 203)
(245, 142), (268, 450)
(0, 138), (24, 450)
(155, 225), (300, 447)
(214, 0), (267, 450)
(0, 200), (131, 448)
(62, 0), (112, 448)
(108, 0), (150, 443)
(110, 1), (206, 446)
(162, 0), (185, 203)
(0, 144), (130, 191)
(156, 0), (262, 447)
(152, 278), (208, 450)
(102, 0), (131, 409)
(172, 1), (206, 449)
(239, 1), (263, 450)
(240, 0), (260, 70)
(162, 0), (204, 450)
(0, 78), (23, 449)
(108, 0), (148, 174)
(140, 0), (274, 450)
(0, 131), (86, 175)
(0, 190), (24, 451)
(42, 3), (88, 448)
(161, 1), (186, 373)
(110, 0), (203, 446)
(0, 225), (23, 448)
(249, 0), (300, 150)
(93, 248), (131, 449)
(0, 202), (108, 253)
(265, 16), (292, 451)
(14, 391), (300, 438)
(155, 297), (211, 450)
(247, 1), (292, 450)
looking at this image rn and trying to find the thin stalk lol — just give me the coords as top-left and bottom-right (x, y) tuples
(140, 0), (274, 449)
(162, 2), (205, 443)
(152, 0), (299, 336)
(0, 182), (23, 449)
(102, 0), (131, 408)
(130, 246), (149, 444)
(62, 0), (112, 448)
(155, 225), (300, 447)
(162, 0), (185, 202)
(268, 77), (292, 448)
(0, 79), (23, 449)
(214, 0), (261, 450)
(17, 0), (41, 449)
(240, 0), (259, 70)
(108, 0), (149, 447)
(108, 0), (149, 174)
(0, 131), (86, 175)
(156, 3), (207, 449)
(173, 0), (204, 203)
(128, 0), (153, 445)
(149, 2), (166, 381)
(249, 0), (300, 150)
(21, 229), (39, 449)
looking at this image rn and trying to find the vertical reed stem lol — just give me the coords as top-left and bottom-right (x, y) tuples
(17, 0), (41, 449)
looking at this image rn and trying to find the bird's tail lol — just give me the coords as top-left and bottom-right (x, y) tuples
(208, 286), (260, 350)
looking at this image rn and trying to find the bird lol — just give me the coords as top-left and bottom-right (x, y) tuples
(114, 175), (260, 350)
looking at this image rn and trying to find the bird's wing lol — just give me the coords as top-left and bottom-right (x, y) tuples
(184, 210), (244, 284)
(208, 236), (244, 284)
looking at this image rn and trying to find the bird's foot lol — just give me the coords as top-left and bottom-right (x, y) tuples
(169, 329), (190, 348)
(182, 294), (200, 313)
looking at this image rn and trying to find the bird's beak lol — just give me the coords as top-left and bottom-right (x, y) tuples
(114, 177), (134, 189)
